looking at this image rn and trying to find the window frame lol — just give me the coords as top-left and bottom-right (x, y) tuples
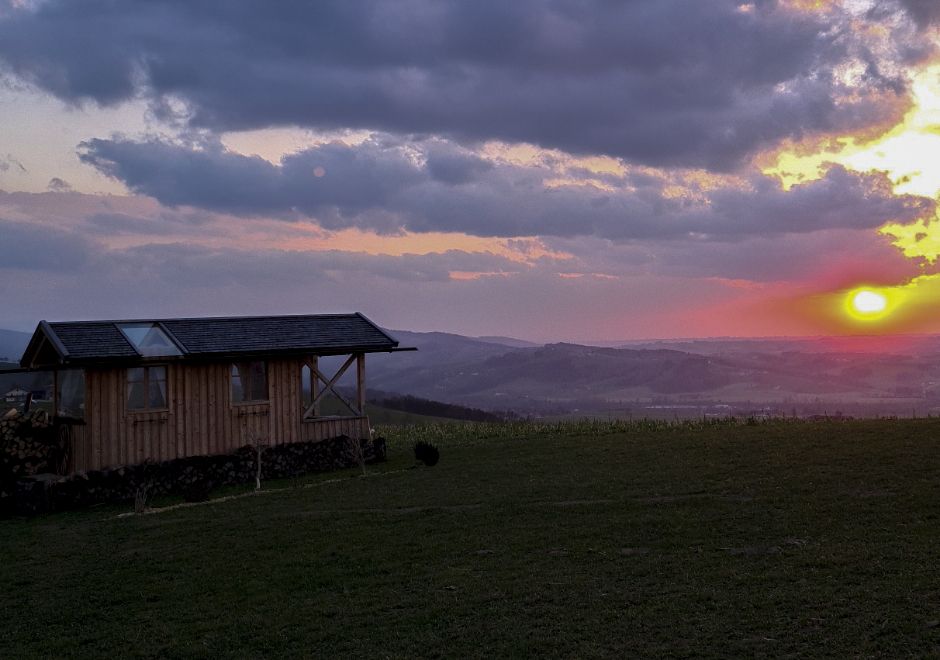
(126, 364), (169, 413)
(56, 368), (86, 421)
(230, 361), (269, 405)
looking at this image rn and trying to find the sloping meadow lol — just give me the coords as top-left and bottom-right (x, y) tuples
(2, 418), (940, 656)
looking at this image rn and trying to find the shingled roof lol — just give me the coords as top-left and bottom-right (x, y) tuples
(20, 313), (400, 368)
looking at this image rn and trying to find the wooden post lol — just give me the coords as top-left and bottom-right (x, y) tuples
(310, 355), (320, 417)
(356, 353), (366, 415)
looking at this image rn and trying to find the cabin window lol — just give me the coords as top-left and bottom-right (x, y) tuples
(126, 366), (168, 411)
(231, 361), (268, 403)
(57, 369), (85, 419)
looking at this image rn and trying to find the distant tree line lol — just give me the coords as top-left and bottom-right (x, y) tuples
(367, 391), (510, 422)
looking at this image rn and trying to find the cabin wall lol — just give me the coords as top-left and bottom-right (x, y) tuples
(69, 358), (370, 473)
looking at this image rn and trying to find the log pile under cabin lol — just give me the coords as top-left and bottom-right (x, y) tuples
(1, 409), (63, 497)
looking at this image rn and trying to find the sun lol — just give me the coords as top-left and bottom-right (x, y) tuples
(846, 288), (889, 321)
(852, 290), (886, 314)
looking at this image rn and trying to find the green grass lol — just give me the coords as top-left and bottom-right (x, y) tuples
(359, 403), (454, 425)
(317, 397), (455, 424)
(3, 418), (940, 657)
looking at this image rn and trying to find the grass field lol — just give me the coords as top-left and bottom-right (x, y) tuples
(3, 418), (940, 657)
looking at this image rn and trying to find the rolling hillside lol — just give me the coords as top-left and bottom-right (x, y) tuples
(0, 329), (30, 363)
(368, 333), (940, 414)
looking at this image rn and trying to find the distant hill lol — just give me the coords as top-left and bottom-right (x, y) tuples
(619, 334), (940, 356)
(384, 330), (525, 362)
(0, 328), (30, 363)
(0, 361), (51, 400)
(473, 335), (540, 348)
(368, 389), (506, 422)
(364, 330), (525, 400)
(365, 332), (940, 415)
(366, 341), (788, 411)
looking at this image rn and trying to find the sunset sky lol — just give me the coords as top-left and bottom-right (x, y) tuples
(2, 0), (940, 341)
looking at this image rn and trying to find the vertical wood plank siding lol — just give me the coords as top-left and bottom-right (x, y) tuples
(73, 358), (370, 472)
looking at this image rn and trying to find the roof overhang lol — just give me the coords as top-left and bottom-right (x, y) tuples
(20, 321), (68, 370)
(15, 314), (411, 372)
(6, 343), (417, 374)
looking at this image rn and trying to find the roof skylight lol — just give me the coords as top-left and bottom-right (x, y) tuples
(117, 323), (183, 357)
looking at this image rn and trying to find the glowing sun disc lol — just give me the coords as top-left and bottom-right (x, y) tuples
(851, 290), (887, 315)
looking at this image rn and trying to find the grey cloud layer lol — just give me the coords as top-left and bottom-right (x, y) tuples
(0, 0), (927, 169)
(0, 214), (528, 292)
(79, 136), (935, 241)
(0, 219), (90, 271)
(898, 0), (940, 27)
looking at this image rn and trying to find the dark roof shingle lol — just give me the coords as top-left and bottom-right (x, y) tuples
(24, 314), (398, 366)
(49, 322), (139, 360)
(162, 315), (396, 355)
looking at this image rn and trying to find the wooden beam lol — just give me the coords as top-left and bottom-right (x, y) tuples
(310, 355), (319, 417)
(356, 353), (365, 415)
(309, 360), (357, 415)
(303, 354), (357, 418)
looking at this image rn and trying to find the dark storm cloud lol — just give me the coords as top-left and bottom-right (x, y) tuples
(0, 0), (925, 169)
(79, 136), (935, 241)
(78, 137), (426, 228)
(425, 149), (493, 185)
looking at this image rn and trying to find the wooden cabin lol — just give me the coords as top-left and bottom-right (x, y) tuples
(16, 313), (407, 473)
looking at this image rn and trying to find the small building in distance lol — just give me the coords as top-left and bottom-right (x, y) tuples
(4, 387), (30, 404)
(16, 314), (408, 473)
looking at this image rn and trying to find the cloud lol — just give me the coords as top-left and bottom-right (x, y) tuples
(116, 242), (525, 287)
(0, 218), (91, 270)
(544, 228), (919, 285)
(0, 190), (925, 339)
(0, 154), (26, 173)
(85, 212), (180, 236)
(425, 148), (493, 185)
(0, 231), (774, 340)
(47, 176), (72, 192)
(78, 135), (936, 242)
(0, 0), (928, 169)
(895, 0), (940, 27)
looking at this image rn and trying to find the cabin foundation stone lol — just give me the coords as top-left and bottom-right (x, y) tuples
(7, 435), (386, 515)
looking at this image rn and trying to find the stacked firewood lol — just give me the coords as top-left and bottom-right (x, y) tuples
(1, 409), (57, 495)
